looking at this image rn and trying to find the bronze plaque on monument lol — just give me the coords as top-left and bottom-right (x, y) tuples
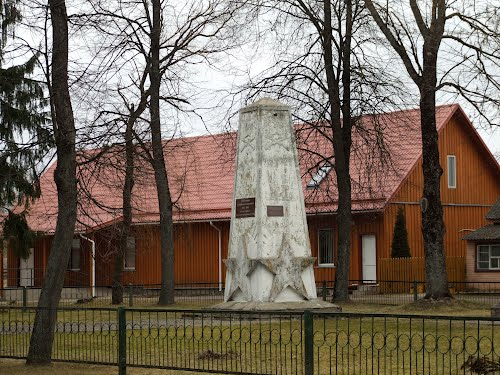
(235, 197), (256, 218)
(267, 205), (284, 217)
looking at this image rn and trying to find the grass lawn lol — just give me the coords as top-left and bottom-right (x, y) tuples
(1, 300), (498, 375)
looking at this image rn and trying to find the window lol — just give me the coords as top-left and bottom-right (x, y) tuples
(318, 229), (334, 266)
(124, 236), (136, 270)
(68, 238), (80, 271)
(477, 244), (500, 270)
(447, 155), (456, 188)
(307, 163), (332, 189)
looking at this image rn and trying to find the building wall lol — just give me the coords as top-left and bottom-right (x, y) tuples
(7, 248), (18, 287)
(94, 222), (231, 286)
(465, 241), (500, 287)
(10, 113), (498, 287)
(304, 213), (385, 283)
(7, 235), (91, 288)
(87, 215), (386, 287)
(387, 113), (500, 260)
(393, 113), (499, 205)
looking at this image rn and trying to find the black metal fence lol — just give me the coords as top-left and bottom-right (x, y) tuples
(323, 280), (500, 306)
(0, 282), (225, 308)
(2, 280), (500, 308)
(1, 307), (500, 374)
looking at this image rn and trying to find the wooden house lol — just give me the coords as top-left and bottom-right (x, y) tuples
(4, 104), (500, 289)
(463, 199), (500, 288)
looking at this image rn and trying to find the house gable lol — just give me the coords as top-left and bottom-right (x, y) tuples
(383, 105), (500, 259)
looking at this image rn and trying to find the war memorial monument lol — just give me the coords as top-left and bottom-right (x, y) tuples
(215, 98), (339, 311)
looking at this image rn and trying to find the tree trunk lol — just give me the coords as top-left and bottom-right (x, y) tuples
(321, 0), (353, 302)
(112, 114), (137, 304)
(26, 0), (77, 364)
(364, 0), (450, 300)
(333, 159), (352, 301)
(150, 0), (175, 305)
(420, 60), (450, 300)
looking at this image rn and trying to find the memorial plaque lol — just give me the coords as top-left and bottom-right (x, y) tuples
(235, 197), (256, 218)
(267, 205), (284, 217)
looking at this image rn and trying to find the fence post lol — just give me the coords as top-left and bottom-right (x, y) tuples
(304, 310), (314, 375)
(413, 280), (418, 302)
(331, 281), (335, 303)
(22, 286), (27, 310)
(321, 281), (327, 301)
(118, 307), (126, 375)
(128, 284), (133, 307)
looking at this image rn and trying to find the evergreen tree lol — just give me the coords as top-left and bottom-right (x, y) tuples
(391, 207), (411, 258)
(0, 0), (51, 258)
(0, 0), (51, 208)
(1, 209), (34, 258)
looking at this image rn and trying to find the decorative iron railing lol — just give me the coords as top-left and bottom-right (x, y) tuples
(1, 307), (500, 374)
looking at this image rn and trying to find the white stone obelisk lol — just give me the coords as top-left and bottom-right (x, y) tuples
(224, 98), (318, 304)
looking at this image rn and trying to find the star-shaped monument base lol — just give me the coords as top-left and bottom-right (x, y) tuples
(224, 257), (257, 301)
(257, 235), (316, 302)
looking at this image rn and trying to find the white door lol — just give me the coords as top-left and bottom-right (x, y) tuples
(19, 251), (34, 287)
(362, 235), (376, 283)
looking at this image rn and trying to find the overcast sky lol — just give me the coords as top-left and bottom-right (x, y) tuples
(10, 0), (500, 161)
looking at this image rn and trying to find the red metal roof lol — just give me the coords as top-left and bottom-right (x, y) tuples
(24, 104), (475, 233)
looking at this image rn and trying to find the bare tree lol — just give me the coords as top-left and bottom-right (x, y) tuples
(112, 95), (148, 304)
(19, 0), (246, 306)
(76, 0), (245, 305)
(365, 0), (500, 299)
(27, 0), (77, 364)
(243, 0), (400, 301)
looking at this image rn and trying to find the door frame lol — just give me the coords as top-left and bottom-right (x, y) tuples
(360, 233), (377, 284)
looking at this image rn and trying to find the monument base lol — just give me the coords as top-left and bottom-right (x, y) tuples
(209, 299), (341, 312)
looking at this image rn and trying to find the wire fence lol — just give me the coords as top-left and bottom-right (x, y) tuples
(2, 280), (500, 308)
(1, 307), (500, 374)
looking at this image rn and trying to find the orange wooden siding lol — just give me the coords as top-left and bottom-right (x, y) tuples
(393, 113), (499, 205)
(385, 111), (499, 266)
(379, 256), (465, 292)
(379, 204), (491, 261)
(7, 248), (17, 286)
(307, 213), (384, 283)
(7, 235), (91, 288)
(94, 222), (231, 286)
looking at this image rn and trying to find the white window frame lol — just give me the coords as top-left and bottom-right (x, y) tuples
(124, 236), (136, 271)
(307, 163), (332, 189)
(68, 238), (81, 271)
(447, 155), (456, 188)
(318, 228), (335, 267)
(477, 244), (500, 270)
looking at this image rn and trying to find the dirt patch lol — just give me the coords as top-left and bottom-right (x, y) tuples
(461, 355), (500, 374)
(198, 349), (239, 360)
(337, 299), (492, 316)
(401, 298), (490, 313)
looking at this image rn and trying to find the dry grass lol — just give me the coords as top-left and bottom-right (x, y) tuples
(338, 299), (492, 317)
(0, 358), (205, 375)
